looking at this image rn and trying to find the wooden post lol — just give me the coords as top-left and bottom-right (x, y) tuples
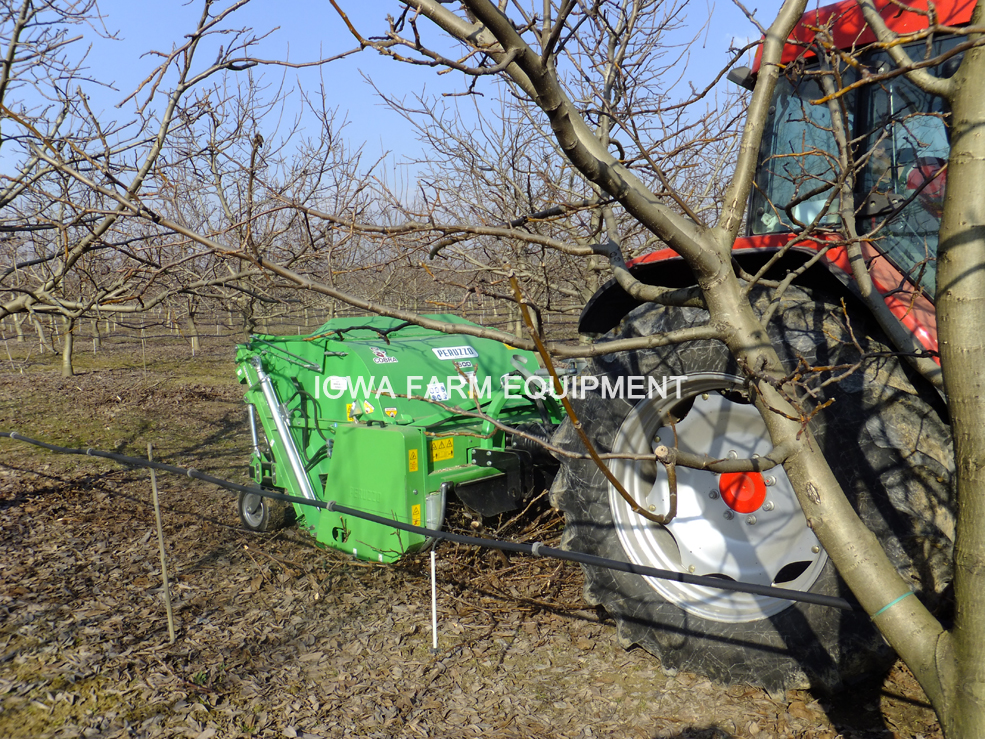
(148, 444), (176, 643)
(430, 549), (439, 653)
(3, 336), (15, 372)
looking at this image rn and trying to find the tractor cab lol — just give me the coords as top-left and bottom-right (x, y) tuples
(749, 9), (963, 297)
(580, 0), (969, 356)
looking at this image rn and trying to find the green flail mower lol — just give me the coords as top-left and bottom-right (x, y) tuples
(235, 315), (566, 562)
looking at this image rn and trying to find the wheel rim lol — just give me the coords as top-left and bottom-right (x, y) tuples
(608, 372), (827, 623)
(241, 493), (266, 528)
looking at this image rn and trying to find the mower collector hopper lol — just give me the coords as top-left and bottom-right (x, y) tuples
(235, 314), (564, 563)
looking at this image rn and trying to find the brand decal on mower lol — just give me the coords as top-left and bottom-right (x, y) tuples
(371, 347), (398, 364)
(451, 361), (479, 398)
(432, 346), (479, 360)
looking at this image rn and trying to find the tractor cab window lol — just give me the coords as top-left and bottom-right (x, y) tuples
(749, 37), (958, 297)
(859, 38), (959, 295)
(750, 67), (849, 235)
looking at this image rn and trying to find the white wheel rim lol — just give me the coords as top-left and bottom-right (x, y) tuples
(608, 372), (827, 623)
(241, 493), (265, 528)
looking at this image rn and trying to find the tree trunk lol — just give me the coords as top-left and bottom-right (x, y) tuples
(933, 16), (985, 735)
(187, 313), (200, 355)
(61, 317), (74, 377)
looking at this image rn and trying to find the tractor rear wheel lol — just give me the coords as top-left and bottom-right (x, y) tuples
(550, 287), (954, 691)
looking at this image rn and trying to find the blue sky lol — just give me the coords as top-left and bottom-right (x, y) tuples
(78, 1), (465, 165)
(9, 1), (760, 178)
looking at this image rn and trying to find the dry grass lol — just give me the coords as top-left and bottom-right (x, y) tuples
(0, 334), (943, 738)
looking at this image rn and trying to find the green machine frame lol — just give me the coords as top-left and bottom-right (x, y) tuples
(236, 315), (564, 562)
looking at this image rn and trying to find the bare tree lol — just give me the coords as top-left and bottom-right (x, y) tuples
(9, 0), (985, 734)
(0, 0), (323, 373)
(291, 1), (980, 734)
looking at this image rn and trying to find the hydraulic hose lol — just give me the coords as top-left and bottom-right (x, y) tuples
(0, 430), (857, 612)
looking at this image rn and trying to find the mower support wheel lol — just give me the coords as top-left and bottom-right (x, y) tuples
(238, 489), (295, 533)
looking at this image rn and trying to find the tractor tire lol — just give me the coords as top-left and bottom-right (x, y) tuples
(550, 286), (954, 691)
(238, 489), (295, 533)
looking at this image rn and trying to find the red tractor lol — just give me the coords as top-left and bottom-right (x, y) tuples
(552, 0), (962, 690)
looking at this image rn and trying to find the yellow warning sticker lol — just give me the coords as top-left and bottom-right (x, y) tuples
(409, 449), (419, 472)
(430, 437), (454, 462)
(345, 403), (354, 422)
(411, 504), (421, 527)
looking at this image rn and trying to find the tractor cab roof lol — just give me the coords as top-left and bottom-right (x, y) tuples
(750, 0), (974, 72)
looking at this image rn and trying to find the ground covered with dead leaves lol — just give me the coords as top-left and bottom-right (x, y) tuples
(0, 335), (944, 738)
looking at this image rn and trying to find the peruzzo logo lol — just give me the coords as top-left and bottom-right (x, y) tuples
(432, 346), (478, 360)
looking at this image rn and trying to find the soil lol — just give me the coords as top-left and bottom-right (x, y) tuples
(0, 335), (944, 738)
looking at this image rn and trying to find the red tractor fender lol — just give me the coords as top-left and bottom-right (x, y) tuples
(579, 234), (939, 365)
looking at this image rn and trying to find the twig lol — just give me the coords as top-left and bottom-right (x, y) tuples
(241, 544), (268, 582)
(508, 272), (677, 525)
